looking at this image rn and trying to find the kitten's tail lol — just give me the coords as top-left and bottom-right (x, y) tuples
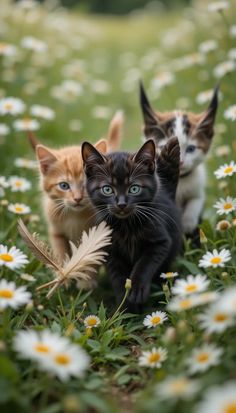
(107, 110), (124, 151)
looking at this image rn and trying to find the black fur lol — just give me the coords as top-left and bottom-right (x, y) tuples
(82, 139), (182, 312)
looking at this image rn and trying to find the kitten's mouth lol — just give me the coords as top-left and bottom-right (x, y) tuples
(113, 210), (133, 219)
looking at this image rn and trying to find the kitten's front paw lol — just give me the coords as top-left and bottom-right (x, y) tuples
(182, 215), (198, 235)
(128, 283), (150, 306)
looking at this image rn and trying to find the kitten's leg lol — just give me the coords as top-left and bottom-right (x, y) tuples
(182, 196), (204, 235)
(107, 257), (130, 304)
(128, 237), (171, 307)
(49, 231), (71, 262)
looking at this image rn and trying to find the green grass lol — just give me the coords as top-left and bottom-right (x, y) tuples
(1, 1), (236, 412)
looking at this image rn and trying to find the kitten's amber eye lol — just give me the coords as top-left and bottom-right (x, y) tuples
(129, 185), (141, 195)
(101, 185), (113, 196)
(186, 145), (196, 153)
(58, 182), (70, 191)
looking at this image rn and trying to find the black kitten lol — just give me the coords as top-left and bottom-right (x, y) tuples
(82, 138), (182, 312)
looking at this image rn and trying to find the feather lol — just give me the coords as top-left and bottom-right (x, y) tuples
(18, 219), (112, 298)
(18, 219), (61, 273)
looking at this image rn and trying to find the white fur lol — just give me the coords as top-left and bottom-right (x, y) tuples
(173, 112), (187, 146)
(176, 164), (206, 234)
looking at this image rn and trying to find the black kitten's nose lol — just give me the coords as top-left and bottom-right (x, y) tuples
(118, 202), (127, 210)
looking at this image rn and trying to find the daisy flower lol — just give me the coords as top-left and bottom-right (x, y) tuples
(0, 279), (31, 309)
(196, 291), (219, 306)
(0, 42), (17, 57)
(186, 344), (223, 374)
(224, 105), (236, 121)
(0, 97), (25, 115)
(0, 245), (29, 270)
(195, 382), (236, 413)
(0, 123), (10, 135)
(214, 161), (236, 179)
(228, 48), (236, 60)
(208, 1), (229, 12)
(143, 311), (168, 328)
(213, 196), (236, 215)
(213, 60), (236, 78)
(151, 71), (175, 90)
(160, 271), (178, 279)
(155, 376), (200, 400)
(0, 176), (9, 188)
(198, 304), (234, 334)
(91, 106), (112, 119)
(13, 118), (40, 131)
(13, 329), (90, 381)
(215, 145), (230, 157)
(171, 274), (210, 296)
(219, 287), (236, 315)
(8, 203), (31, 215)
(168, 296), (199, 312)
(216, 220), (231, 231)
(199, 249), (231, 268)
(196, 89), (217, 105)
(8, 176), (31, 192)
(14, 158), (37, 169)
(83, 315), (101, 328)
(30, 105), (55, 120)
(21, 36), (48, 53)
(199, 40), (218, 54)
(138, 347), (167, 368)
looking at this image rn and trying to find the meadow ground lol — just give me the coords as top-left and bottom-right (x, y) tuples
(0, 0), (236, 412)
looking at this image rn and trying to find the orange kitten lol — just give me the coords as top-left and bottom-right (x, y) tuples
(29, 111), (123, 261)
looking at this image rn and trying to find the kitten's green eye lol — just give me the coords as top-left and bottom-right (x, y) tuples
(129, 185), (141, 195)
(59, 182), (70, 191)
(101, 185), (113, 196)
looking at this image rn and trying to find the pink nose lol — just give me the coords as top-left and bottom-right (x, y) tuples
(74, 197), (82, 204)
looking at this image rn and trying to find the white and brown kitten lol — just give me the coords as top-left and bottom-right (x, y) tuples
(139, 83), (219, 239)
(29, 111), (124, 261)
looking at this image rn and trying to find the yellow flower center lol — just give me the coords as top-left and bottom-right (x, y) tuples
(151, 316), (161, 325)
(0, 289), (14, 299)
(196, 352), (210, 363)
(224, 166), (233, 174)
(170, 379), (188, 394)
(148, 352), (160, 363)
(179, 299), (192, 309)
(0, 253), (13, 262)
(54, 353), (71, 365)
(185, 284), (197, 293)
(224, 203), (233, 210)
(210, 257), (222, 265)
(15, 206), (23, 212)
(34, 343), (50, 353)
(214, 313), (228, 322)
(86, 317), (98, 326)
(4, 103), (13, 110)
(224, 403), (236, 413)
(15, 181), (22, 187)
(22, 119), (31, 126)
(166, 272), (174, 278)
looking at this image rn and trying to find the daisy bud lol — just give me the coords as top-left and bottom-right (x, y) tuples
(0, 199), (8, 206)
(63, 395), (81, 412)
(85, 326), (92, 337)
(177, 320), (187, 332)
(232, 219), (236, 226)
(218, 181), (228, 190)
(186, 333), (195, 344)
(125, 278), (132, 290)
(37, 304), (44, 311)
(216, 220), (231, 231)
(221, 272), (228, 278)
(163, 327), (176, 343)
(200, 229), (207, 243)
(162, 283), (170, 294)
(25, 300), (34, 312)
(65, 323), (75, 337)
(0, 340), (6, 351)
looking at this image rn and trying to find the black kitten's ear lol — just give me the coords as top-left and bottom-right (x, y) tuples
(133, 139), (156, 172)
(157, 137), (180, 200)
(139, 81), (165, 140)
(82, 141), (106, 165)
(195, 85), (219, 139)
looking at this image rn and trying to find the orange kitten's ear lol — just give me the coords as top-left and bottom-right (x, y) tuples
(27, 131), (41, 152)
(94, 138), (108, 154)
(36, 145), (58, 174)
(82, 142), (106, 165)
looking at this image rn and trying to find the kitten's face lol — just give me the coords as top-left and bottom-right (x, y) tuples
(140, 83), (218, 176)
(36, 140), (107, 212)
(82, 140), (157, 221)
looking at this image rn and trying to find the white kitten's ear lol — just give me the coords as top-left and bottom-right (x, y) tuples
(139, 81), (165, 140)
(82, 141), (106, 165)
(36, 145), (58, 175)
(195, 85), (219, 139)
(94, 138), (108, 154)
(133, 139), (156, 172)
